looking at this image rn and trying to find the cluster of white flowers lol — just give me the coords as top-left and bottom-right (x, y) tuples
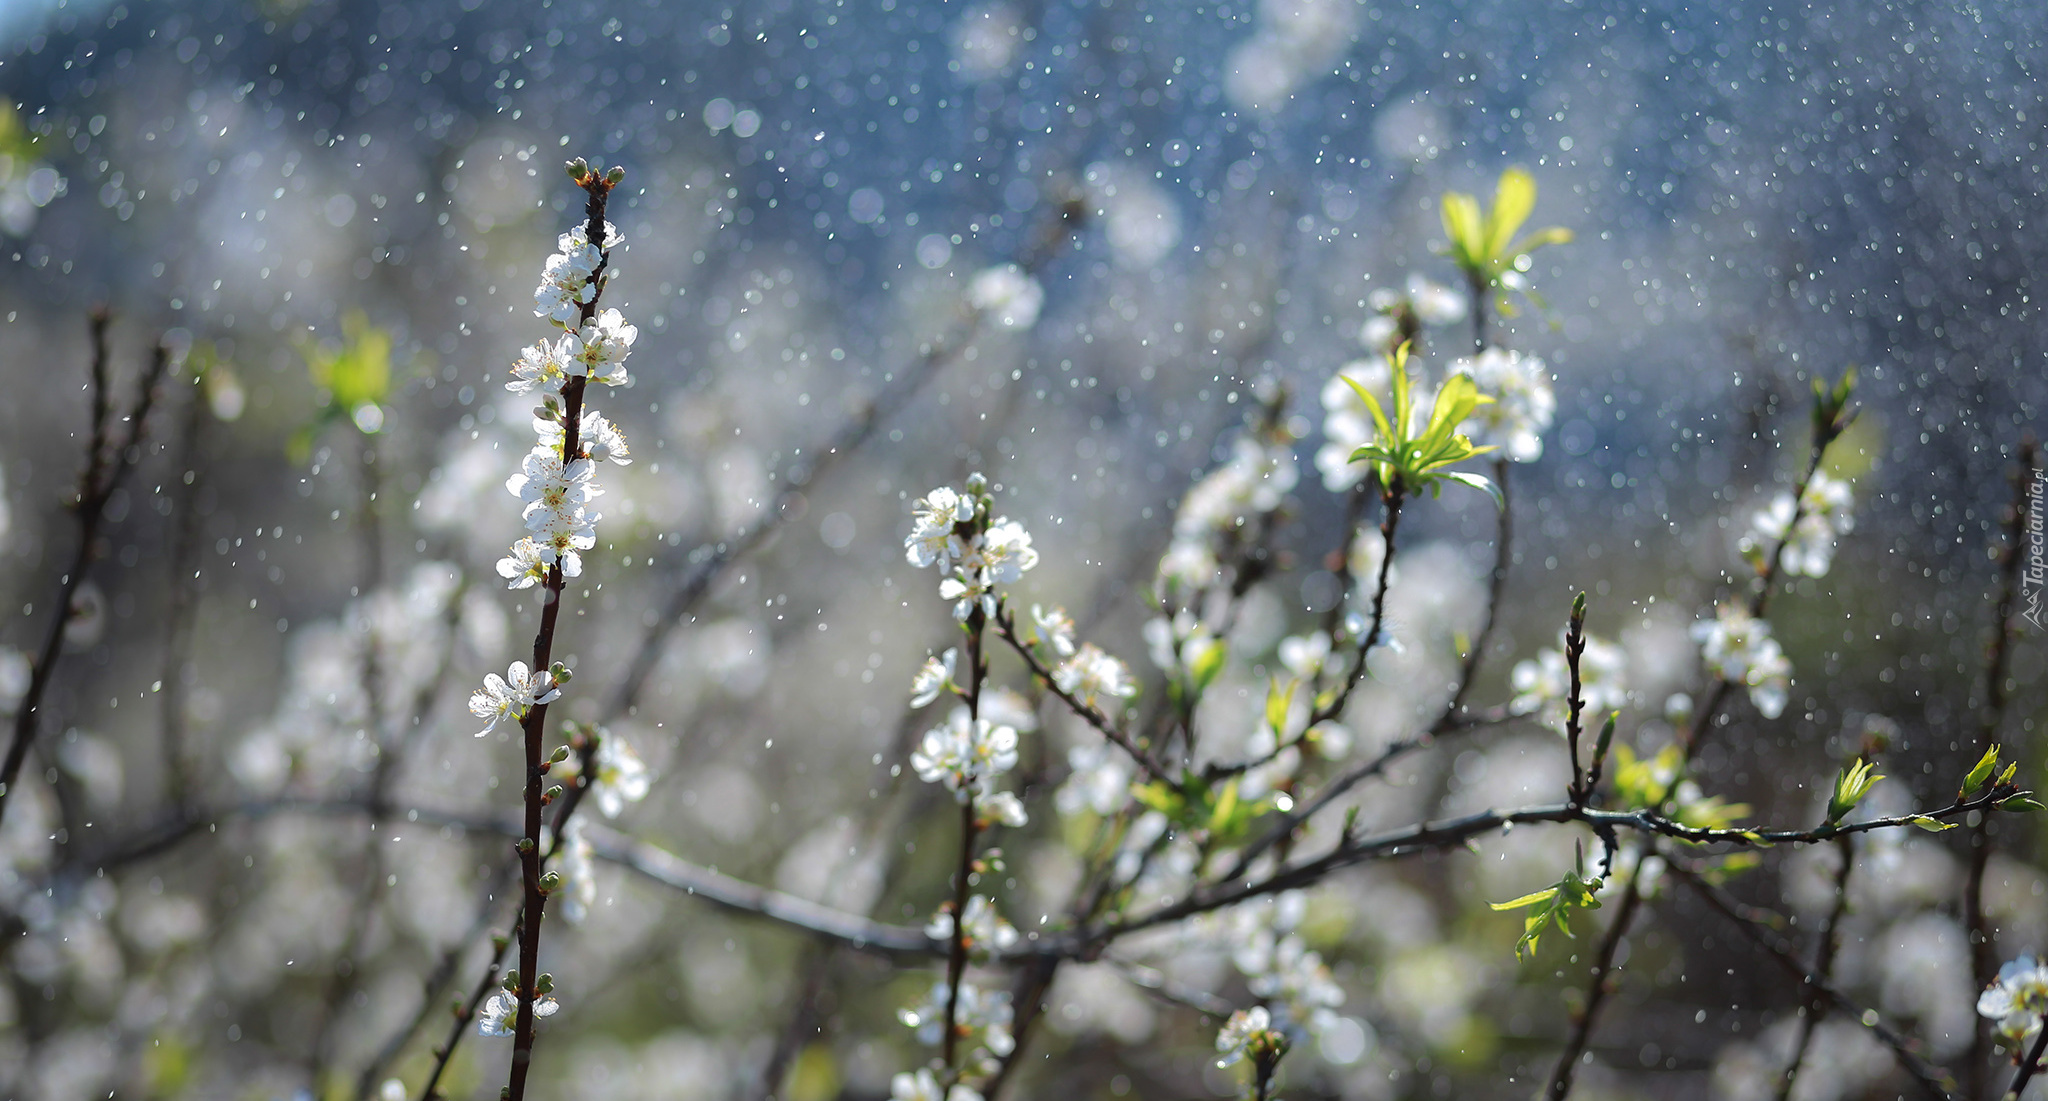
(1451, 347), (1555, 463)
(1203, 893), (1349, 1048)
(552, 729), (653, 819)
(477, 986), (559, 1037)
(911, 708), (1028, 827)
(1691, 602), (1792, 720)
(1052, 643), (1138, 709)
(904, 479), (1040, 621)
(893, 977), (1017, 1091)
(1747, 471), (1856, 577)
(967, 262), (1045, 330)
(1161, 432), (1299, 590)
(1215, 1005), (1279, 1068)
(1508, 632), (1630, 734)
(1978, 954), (2048, 1044)
(924, 895), (1020, 957)
(1359, 273), (1467, 351)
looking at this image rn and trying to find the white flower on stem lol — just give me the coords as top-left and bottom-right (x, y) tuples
(939, 570), (996, 623)
(906, 486), (974, 569)
(925, 895), (1021, 956)
(469, 661), (560, 737)
(507, 338), (570, 395)
(1052, 644), (1137, 709)
(563, 308), (637, 386)
(529, 506), (599, 578)
(535, 408), (632, 466)
(557, 819), (596, 924)
(1406, 273), (1469, 326)
(1216, 1005), (1274, 1067)
(476, 989), (560, 1037)
(897, 980), (1015, 1055)
(1451, 347), (1555, 463)
(1508, 634), (1630, 733)
(497, 537), (550, 590)
(890, 1069), (985, 1101)
(1278, 632), (1332, 679)
(533, 221), (619, 327)
(1691, 602), (1792, 719)
(978, 789), (1029, 828)
(1979, 955), (2048, 1043)
(974, 518), (1040, 584)
(910, 648), (959, 708)
(508, 445), (600, 529)
(910, 711), (1019, 797)
(591, 734), (650, 818)
(968, 262), (1045, 330)
(1029, 604), (1077, 657)
(1748, 471), (1855, 577)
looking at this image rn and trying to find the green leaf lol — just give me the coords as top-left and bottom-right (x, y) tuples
(1189, 639), (1228, 693)
(1489, 887), (1560, 912)
(1342, 373), (1396, 451)
(1131, 782), (1184, 817)
(1485, 166), (1537, 260)
(1910, 815), (1957, 832)
(1963, 745), (2000, 796)
(1442, 471), (1503, 510)
(1826, 759), (1883, 823)
(2002, 796), (2045, 813)
(1264, 677), (1297, 735)
(1440, 191), (1484, 267)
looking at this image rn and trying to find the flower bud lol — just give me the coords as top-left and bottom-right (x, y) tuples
(566, 157), (590, 182)
(550, 661), (573, 685)
(604, 165), (626, 185)
(539, 870), (563, 894)
(501, 969), (519, 992)
(536, 972), (555, 994)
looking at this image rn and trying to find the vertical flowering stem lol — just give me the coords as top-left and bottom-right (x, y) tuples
(1308, 476), (1404, 726)
(503, 167), (613, 1101)
(941, 593), (989, 1071)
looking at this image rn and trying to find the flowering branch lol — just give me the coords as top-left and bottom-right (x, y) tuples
(0, 312), (169, 828)
(1774, 835), (1855, 1101)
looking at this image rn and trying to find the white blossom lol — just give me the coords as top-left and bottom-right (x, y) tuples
(906, 486), (975, 569)
(1749, 471), (1855, 577)
(1216, 1005), (1274, 1067)
(556, 819), (596, 924)
(925, 895), (1020, 956)
(1052, 644), (1137, 709)
(974, 518), (1039, 584)
(1452, 347), (1554, 463)
(507, 338), (570, 395)
(591, 733), (651, 818)
(1029, 603), (1077, 657)
(1691, 602), (1792, 719)
(890, 1069), (985, 1101)
(476, 989), (560, 1037)
(1980, 955), (2048, 1043)
(978, 789), (1029, 828)
(533, 221), (619, 327)
(968, 262), (1044, 330)
(910, 711), (1019, 798)
(563, 307), (637, 386)
(897, 979), (1014, 1055)
(910, 648), (958, 708)
(496, 537), (550, 590)
(469, 661), (559, 737)
(535, 408), (632, 466)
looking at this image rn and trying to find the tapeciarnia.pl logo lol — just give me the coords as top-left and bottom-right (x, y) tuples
(2024, 463), (2045, 631)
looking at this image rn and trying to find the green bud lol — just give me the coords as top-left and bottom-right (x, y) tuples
(501, 969), (519, 992)
(536, 972), (555, 994)
(604, 165), (626, 185)
(1962, 744), (2000, 797)
(566, 157), (589, 181)
(539, 870), (563, 894)
(543, 784), (564, 804)
(515, 838), (535, 854)
(548, 745), (572, 765)
(549, 661), (573, 685)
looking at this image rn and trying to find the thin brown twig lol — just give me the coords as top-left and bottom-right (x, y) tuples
(1774, 835), (1855, 1101)
(1964, 436), (2036, 1100)
(1, 316), (170, 828)
(1668, 860), (1955, 1101)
